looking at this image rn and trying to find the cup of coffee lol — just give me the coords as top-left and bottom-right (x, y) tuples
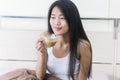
(44, 34), (56, 48)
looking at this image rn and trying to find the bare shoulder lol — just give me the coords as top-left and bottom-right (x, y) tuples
(77, 39), (91, 59)
(78, 39), (91, 48)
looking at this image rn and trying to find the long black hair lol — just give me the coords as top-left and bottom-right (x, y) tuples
(47, 0), (92, 79)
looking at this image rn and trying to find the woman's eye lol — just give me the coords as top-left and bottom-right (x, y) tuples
(60, 16), (65, 19)
(61, 17), (65, 19)
(51, 16), (55, 19)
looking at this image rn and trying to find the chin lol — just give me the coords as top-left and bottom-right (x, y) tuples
(54, 33), (61, 36)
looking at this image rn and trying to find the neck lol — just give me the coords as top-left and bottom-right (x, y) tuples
(56, 34), (69, 45)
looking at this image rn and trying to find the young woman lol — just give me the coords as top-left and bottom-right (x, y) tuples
(0, 0), (92, 80)
(36, 0), (92, 80)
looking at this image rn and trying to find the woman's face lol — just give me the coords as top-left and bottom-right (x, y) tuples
(50, 6), (69, 36)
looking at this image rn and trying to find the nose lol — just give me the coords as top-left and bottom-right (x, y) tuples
(55, 18), (61, 26)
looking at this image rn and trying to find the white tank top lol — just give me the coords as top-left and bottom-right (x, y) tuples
(47, 47), (80, 80)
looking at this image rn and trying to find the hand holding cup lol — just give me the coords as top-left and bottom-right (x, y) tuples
(44, 34), (57, 48)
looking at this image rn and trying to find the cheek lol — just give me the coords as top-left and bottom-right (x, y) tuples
(50, 20), (54, 29)
(65, 25), (69, 32)
(65, 27), (69, 32)
(63, 22), (69, 29)
(50, 18), (54, 25)
(50, 19), (52, 25)
(62, 25), (69, 32)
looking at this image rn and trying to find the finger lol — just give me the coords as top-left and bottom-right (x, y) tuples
(36, 42), (46, 51)
(36, 42), (42, 50)
(36, 40), (43, 47)
(36, 40), (43, 45)
(39, 47), (47, 53)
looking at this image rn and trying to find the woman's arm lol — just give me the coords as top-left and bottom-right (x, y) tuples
(77, 40), (92, 80)
(36, 52), (47, 80)
(35, 36), (48, 80)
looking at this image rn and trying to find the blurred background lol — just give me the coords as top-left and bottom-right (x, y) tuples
(0, 0), (120, 80)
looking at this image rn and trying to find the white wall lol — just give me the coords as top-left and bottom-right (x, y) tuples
(0, 0), (55, 17)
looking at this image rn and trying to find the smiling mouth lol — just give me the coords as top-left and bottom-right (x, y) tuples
(54, 27), (62, 31)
